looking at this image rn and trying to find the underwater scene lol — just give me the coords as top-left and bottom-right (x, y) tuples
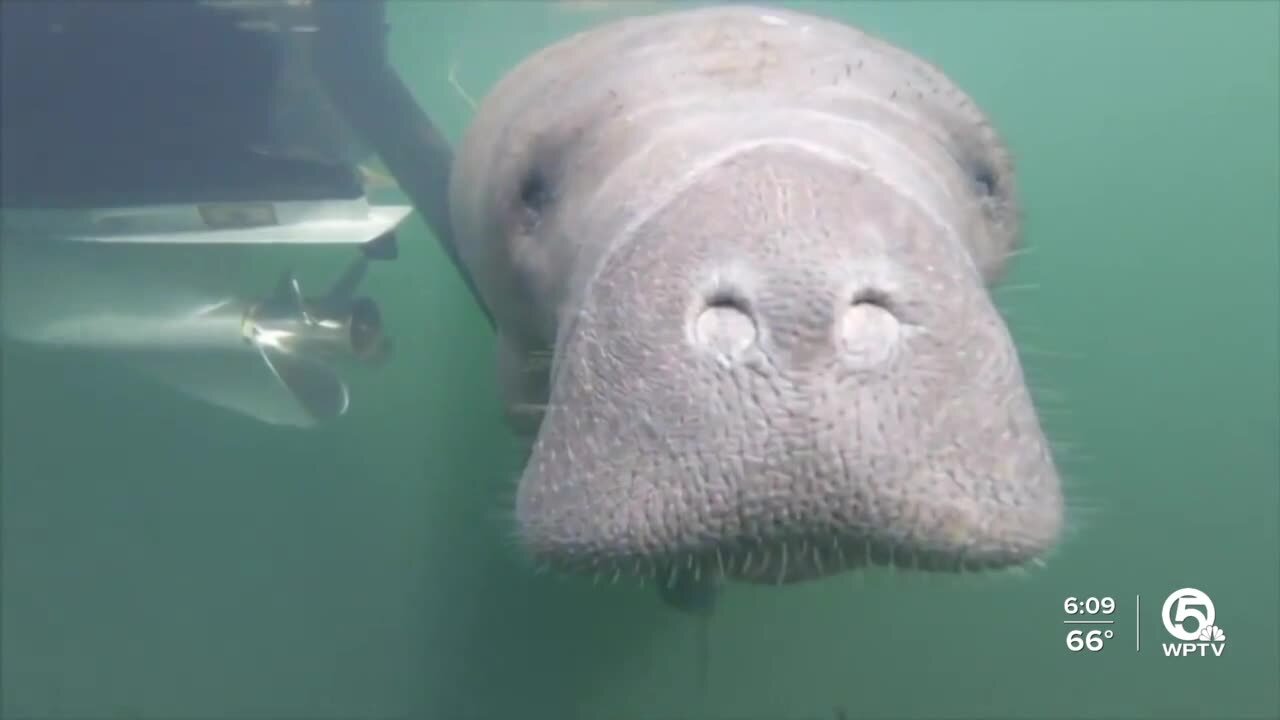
(1, 1), (1277, 719)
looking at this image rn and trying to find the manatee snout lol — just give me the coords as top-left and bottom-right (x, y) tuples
(515, 146), (1061, 583)
(449, 5), (1065, 588)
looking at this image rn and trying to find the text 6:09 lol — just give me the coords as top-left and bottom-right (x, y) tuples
(1063, 596), (1115, 615)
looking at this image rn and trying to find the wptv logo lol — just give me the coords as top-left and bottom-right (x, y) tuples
(1160, 587), (1226, 658)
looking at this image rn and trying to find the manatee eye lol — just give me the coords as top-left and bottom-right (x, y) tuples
(971, 159), (998, 197)
(519, 168), (552, 213)
(514, 164), (555, 235)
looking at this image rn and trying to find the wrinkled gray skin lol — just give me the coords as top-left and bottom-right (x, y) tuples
(449, 4), (1064, 596)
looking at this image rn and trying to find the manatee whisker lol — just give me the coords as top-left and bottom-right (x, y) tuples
(1001, 246), (1035, 262)
(1017, 344), (1083, 360)
(993, 283), (1041, 294)
(508, 402), (550, 416)
(446, 58), (477, 112)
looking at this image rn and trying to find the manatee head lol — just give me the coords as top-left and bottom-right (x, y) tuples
(450, 5), (1064, 587)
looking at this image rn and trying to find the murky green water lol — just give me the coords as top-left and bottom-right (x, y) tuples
(3, 1), (1277, 718)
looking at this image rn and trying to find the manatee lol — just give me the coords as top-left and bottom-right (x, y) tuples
(448, 4), (1064, 597)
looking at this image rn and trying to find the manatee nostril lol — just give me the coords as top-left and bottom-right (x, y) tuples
(693, 292), (756, 359)
(841, 291), (901, 369)
(851, 288), (891, 310)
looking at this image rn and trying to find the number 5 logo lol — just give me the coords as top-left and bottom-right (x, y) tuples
(1161, 587), (1215, 641)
